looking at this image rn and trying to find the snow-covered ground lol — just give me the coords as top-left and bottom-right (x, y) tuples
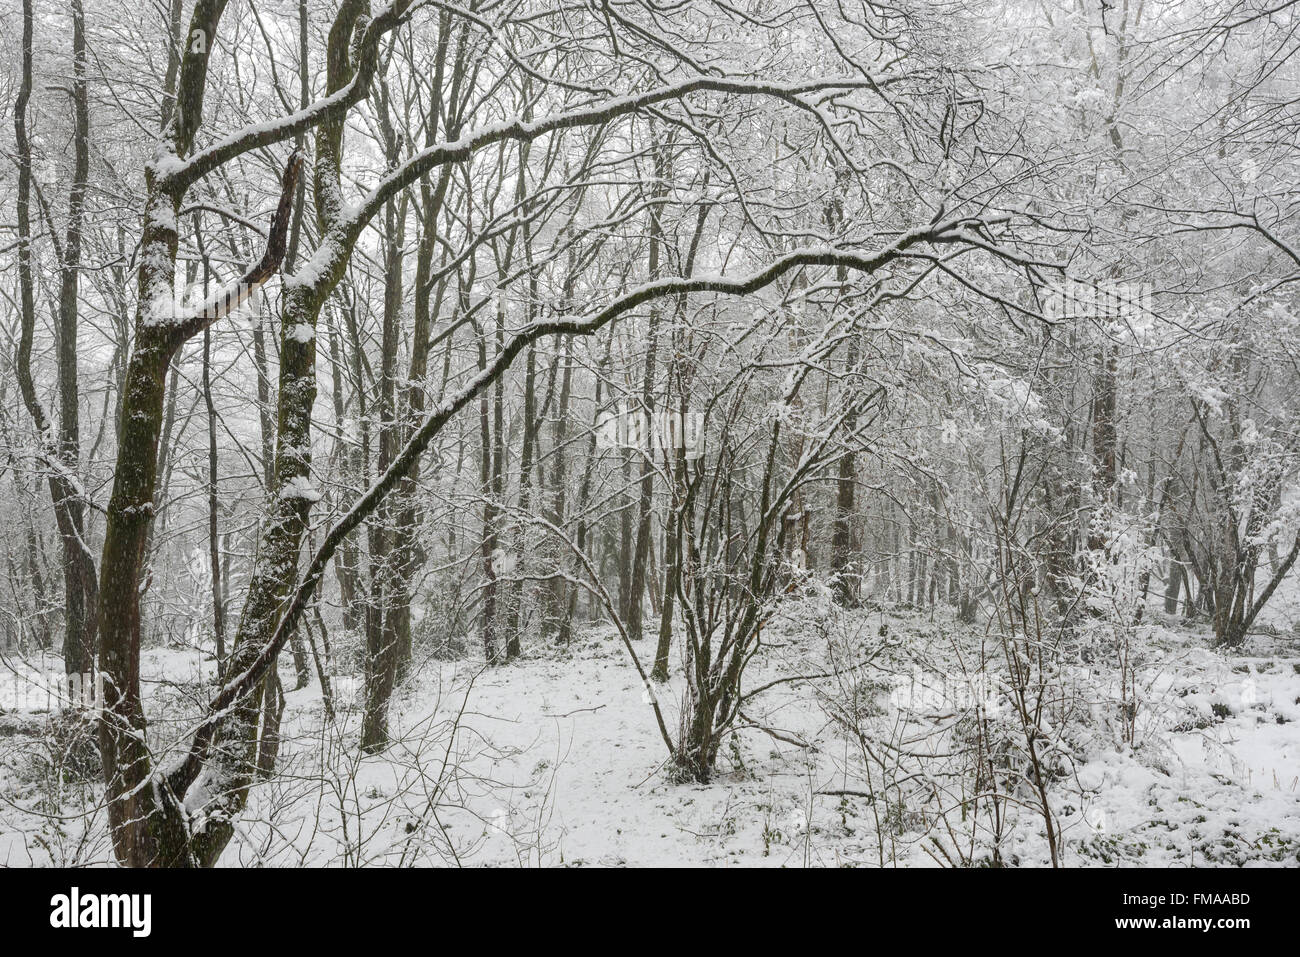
(2, 603), (1298, 867)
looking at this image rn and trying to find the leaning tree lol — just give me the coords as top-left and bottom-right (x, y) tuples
(50, 0), (1033, 866)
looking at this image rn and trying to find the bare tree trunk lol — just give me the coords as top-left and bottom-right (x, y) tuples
(1164, 558), (1184, 616)
(326, 314), (365, 635)
(360, 101), (408, 751)
(543, 333), (574, 640)
(626, 142), (670, 643)
(824, 176), (860, 608)
(652, 438), (686, 682)
(563, 338), (615, 643)
(652, 186), (709, 679)
(13, 0), (98, 681)
(478, 313), (501, 663)
(95, 0), (309, 865)
(202, 309), (224, 664)
(505, 340), (540, 657)
(379, 17), (462, 682)
(829, 334), (858, 605)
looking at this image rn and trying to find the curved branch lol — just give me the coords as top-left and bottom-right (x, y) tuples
(167, 219), (985, 793)
(307, 74), (889, 283)
(159, 1), (416, 192)
(167, 152), (305, 346)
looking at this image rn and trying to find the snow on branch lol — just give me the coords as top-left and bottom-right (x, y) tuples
(288, 74), (890, 291)
(167, 216), (1001, 794)
(164, 152), (304, 345)
(154, 1), (417, 192)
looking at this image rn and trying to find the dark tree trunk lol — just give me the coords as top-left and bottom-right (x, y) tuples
(13, 0), (98, 681)
(626, 143), (670, 642)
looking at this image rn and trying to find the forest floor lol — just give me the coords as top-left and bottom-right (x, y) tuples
(2, 598), (1299, 867)
(324, 607), (1300, 867)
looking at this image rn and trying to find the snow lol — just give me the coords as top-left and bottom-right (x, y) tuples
(279, 476), (323, 502)
(2, 604), (1296, 868)
(225, 610), (1300, 866)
